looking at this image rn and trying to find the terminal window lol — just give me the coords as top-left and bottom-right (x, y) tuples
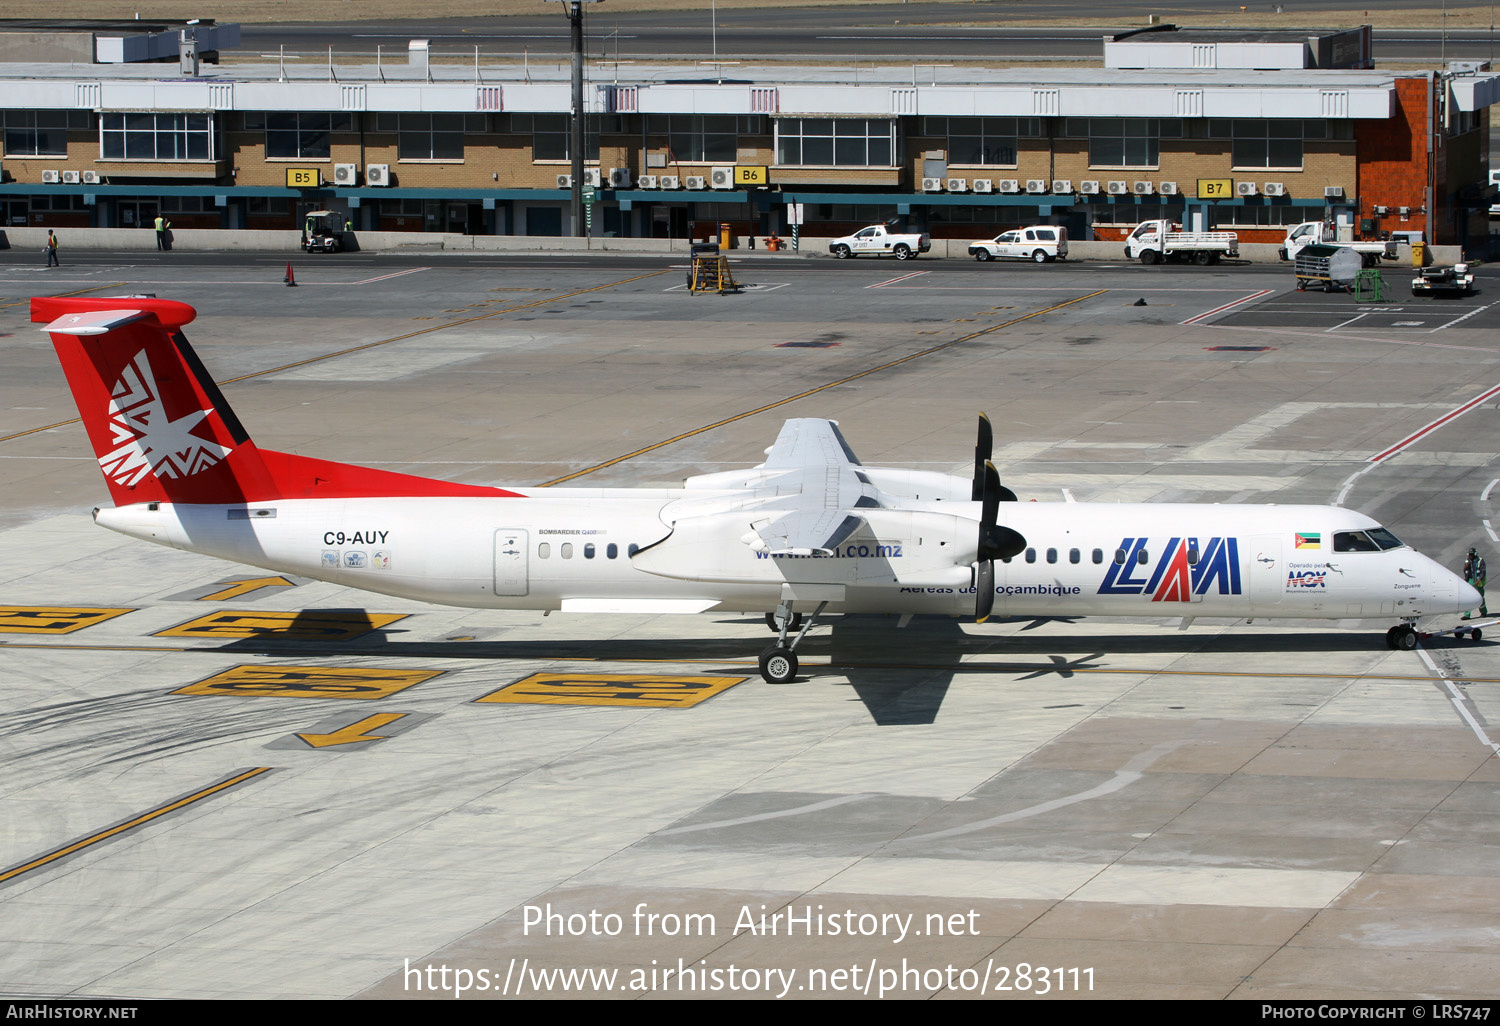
(775, 118), (895, 167)
(2, 111), (86, 157)
(101, 113), (213, 161)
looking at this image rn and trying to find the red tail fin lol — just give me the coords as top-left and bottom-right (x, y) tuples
(34, 297), (522, 505)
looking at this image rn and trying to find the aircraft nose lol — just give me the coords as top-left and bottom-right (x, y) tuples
(1459, 576), (1484, 612)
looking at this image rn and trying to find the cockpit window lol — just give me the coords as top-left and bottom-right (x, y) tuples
(1334, 529), (1403, 552)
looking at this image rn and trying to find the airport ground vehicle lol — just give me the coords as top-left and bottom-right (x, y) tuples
(1279, 221), (1396, 264)
(32, 296), (1482, 681)
(828, 224), (931, 260)
(1294, 244), (1366, 291)
(300, 211), (348, 253)
(1411, 263), (1475, 297)
(1123, 219), (1238, 265)
(969, 226), (1068, 262)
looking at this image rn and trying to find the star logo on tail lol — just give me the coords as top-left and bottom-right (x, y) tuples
(98, 350), (232, 487)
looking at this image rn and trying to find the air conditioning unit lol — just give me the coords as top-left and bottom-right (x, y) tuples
(637, 175), (658, 189)
(1052, 179), (1073, 194)
(684, 176), (707, 190)
(332, 163), (357, 186)
(1026, 180), (1048, 194)
(1324, 186), (1345, 199)
(1107, 181), (1129, 195)
(41, 170), (61, 184)
(583, 168), (602, 188)
(1078, 180), (1100, 194)
(555, 174), (572, 189)
(996, 179), (1019, 194)
(366, 163), (390, 186)
(1374, 205), (1390, 215)
(946, 178), (968, 193)
(1132, 181), (1153, 195)
(81, 170), (100, 185)
(1157, 181), (1178, 196)
(710, 166), (734, 189)
(1236, 181), (1258, 197)
(660, 175), (681, 189)
(61, 170), (81, 184)
(922, 177), (944, 192)
(1262, 182), (1286, 197)
(609, 167), (632, 188)
(970, 179), (993, 194)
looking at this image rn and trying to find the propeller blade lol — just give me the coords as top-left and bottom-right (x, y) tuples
(975, 561), (995, 622)
(972, 413), (993, 501)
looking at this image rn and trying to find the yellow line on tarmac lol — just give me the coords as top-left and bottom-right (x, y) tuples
(0, 272), (666, 446)
(0, 281), (127, 311)
(3, 640), (1470, 684)
(539, 289), (1111, 486)
(215, 270), (667, 384)
(0, 767), (270, 885)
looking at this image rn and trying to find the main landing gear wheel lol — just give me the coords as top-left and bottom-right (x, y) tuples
(765, 611), (803, 633)
(1386, 625), (1418, 650)
(759, 646), (798, 684)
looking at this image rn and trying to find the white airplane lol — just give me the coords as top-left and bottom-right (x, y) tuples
(34, 296), (1482, 683)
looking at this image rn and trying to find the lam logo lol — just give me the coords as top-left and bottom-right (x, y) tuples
(98, 350), (232, 487)
(1098, 537), (1242, 601)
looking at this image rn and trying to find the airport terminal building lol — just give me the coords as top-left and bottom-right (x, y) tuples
(0, 23), (1495, 248)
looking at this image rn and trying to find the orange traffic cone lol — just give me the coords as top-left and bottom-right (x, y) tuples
(284, 263), (297, 287)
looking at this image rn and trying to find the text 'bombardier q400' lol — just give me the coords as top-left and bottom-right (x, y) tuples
(36, 297), (1481, 683)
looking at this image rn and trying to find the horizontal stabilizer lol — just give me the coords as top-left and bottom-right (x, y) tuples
(43, 309), (150, 336)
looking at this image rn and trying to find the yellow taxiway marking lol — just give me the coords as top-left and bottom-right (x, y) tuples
(0, 281), (128, 311)
(296, 713), (407, 748)
(478, 672), (748, 708)
(0, 640), (1484, 686)
(0, 273), (664, 447)
(540, 289), (1110, 485)
(175, 664), (441, 699)
(197, 576), (295, 601)
(154, 610), (407, 640)
(0, 767), (270, 885)
(0, 605), (134, 634)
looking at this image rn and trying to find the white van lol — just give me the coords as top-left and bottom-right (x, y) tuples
(968, 225), (1068, 262)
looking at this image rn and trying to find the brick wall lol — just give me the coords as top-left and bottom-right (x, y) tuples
(1355, 75), (1432, 241)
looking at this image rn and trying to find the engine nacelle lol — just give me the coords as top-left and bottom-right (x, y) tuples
(858, 467), (972, 503)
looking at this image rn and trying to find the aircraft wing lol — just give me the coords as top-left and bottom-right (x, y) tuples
(751, 420), (878, 554)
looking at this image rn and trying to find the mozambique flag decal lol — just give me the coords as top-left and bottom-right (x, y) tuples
(1295, 533), (1321, 549)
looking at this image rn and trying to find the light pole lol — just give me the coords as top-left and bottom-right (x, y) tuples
(545, 0), (603, 237)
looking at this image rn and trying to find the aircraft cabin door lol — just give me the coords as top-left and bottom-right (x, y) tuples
(1247, 535), (1282, 613)
(494, 529), (529, 596)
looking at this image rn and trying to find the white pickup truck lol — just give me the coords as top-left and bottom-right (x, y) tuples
(1279, 221), (1397, 264)
(1124, 219), (1239, 265)
(828, 224), (932, 260)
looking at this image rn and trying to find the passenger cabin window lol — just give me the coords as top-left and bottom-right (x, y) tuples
(584, 543), (595, 559)
(1046, 548), (1058, 564)
(538, 542), (550, 559)
(1114, 548), (1127, 564)
(627, 543), (639, 556)
(1070, 548), (1081, 564)
(1025, 548), (1037, 563)
(1137, 548), (1149, 565)
(1187, 547), (1199, 564)
(607, 543), (618, 559)
(1092, 548), (1103, 564)
(561, 542), (573, 558)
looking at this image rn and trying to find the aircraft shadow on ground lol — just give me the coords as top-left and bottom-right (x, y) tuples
(208, 609), (1412, 727)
